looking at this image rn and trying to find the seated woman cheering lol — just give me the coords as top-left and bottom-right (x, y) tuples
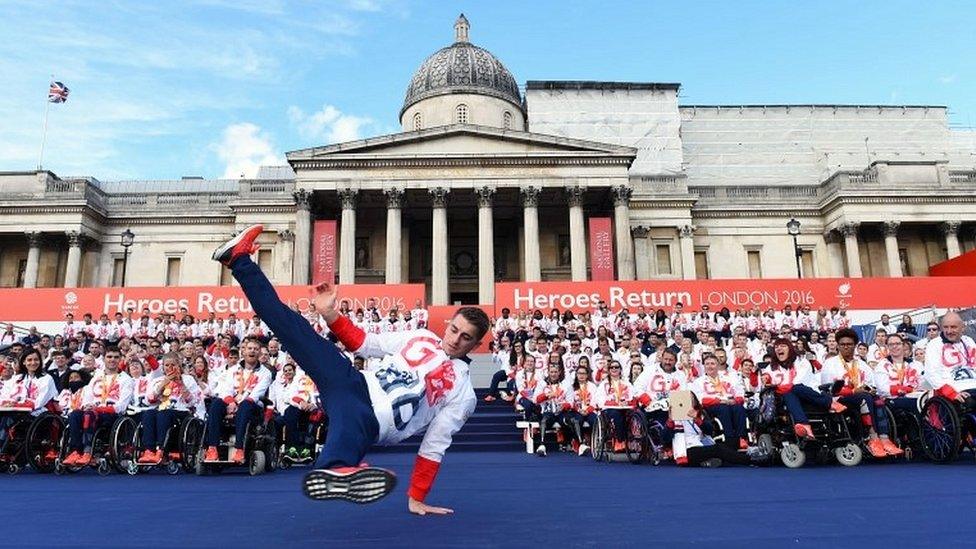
(138, 353), (203, 464)
(761, 338), (845, 440)
(595, 360), (635, 452)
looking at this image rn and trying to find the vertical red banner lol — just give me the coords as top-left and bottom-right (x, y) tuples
(311, 220), (337, 285)
(589, 217), (615, 281)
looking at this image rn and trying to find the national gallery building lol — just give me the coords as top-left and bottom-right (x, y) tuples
(1, 16), (974, 305)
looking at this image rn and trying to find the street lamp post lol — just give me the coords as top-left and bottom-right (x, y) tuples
(120, 229), (135, 287)
(786, 218), (802, 278)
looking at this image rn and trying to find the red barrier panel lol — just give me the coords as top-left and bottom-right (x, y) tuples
(494, 277), (976, 315)
(930, 249), (976, 277)
(0, 284), (425, 321)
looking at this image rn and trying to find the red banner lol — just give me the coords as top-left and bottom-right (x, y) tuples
(0, 284), (424, 322)
(494, 277), (976, 315)
(588, 217), (614, 281)
(311, 220), (337, 285)
(930, 249), (976, 277)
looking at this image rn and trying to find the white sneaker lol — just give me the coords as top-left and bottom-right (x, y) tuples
(578, 444), (590, 457)
(535, 444), (547, 457)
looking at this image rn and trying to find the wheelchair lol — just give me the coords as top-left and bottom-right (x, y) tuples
(623, 401), (672, 465)
(752, 385), (863, 468)
(590, 406), (648, 463)
(0, 411), (63, 474)
(276, 408), (327, 469)
(115, 411), (205, 475)
(885, 397), (924, 461)
(55, 411), (134, 475)
(919, 393), (976, 463)
(193, 402), (277, 476)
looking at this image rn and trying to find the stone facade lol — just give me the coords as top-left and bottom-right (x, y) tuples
(1, 17), (975, 304)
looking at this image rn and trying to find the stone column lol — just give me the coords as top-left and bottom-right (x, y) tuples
(943, 221), (962, 259)
(476, 186), (496, 304)
(338, 188), (358, 285)
(384, 188), (404, 284)
(430, 187), (450, 305)
(64, 231), (83, 288)
(612, 185), (635, 281)
(840, 222), (862, 278)
(278, 229), (295, 284)
(883, 221), (902, 277)
(632, 226), (651, 280)
(292, 189), (312, 285)
(824, 231), (846, 277)
(23, 232), (41, 288)
(567, 185), (587, 281)
(678, 225), (696, 280)
(521, 186), (541, 282)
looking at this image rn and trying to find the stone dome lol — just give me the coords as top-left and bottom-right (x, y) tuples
(401, 15), (523, 118)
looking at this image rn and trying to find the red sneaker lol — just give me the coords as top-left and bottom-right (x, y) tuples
(866, 438), (887, 459)
(483, 395), (496, 402)
(830, 400), (847, 413)
(203, 446), (219, 462)
(137, 449), (156, 464)
(880, 438), (904, 456)
(76, 453), (93, 466)
(738, 438), (749, 450)
(613, 440), (626, 452)
(231, 448), (246, 464)
(212, 224), (263, 266)
(62, 451), (82, 465)
(303, 465), (397, 504)
(794, 423), (815, 440)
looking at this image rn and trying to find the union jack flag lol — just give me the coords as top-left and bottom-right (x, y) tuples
(48, 81), (70, 103)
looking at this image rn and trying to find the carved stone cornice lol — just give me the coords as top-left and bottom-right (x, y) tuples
(520, 186), (541, 208)
(941, 221), (961, 236)
(631, 225), (650, 239)
(678, 225), (696, 239)
(475, 186), (496, 208)
(429, 187), (450, 208)
(279, 229), (295, 242)
(290, 157), (633, 170)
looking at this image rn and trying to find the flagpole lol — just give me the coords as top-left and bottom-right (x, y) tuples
(37, 75), (53, 171)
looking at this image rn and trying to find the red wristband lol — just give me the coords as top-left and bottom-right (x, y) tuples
(407, 455), (441, 502)
(329, 315), (365, 351)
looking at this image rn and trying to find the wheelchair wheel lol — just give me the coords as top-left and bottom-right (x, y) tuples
(26, 413), (63, 474)
(179, 417), (204, 472)
(835, 442), (862, 466)
(920, 396), (962, 464)
(110, 416), (138, 474)
(881, 406), (900, 455)
(780, 443), (806, 468)
(625, 412), (648, 465)
(590, 414), (606, 462)
(248, 450), (266, 476)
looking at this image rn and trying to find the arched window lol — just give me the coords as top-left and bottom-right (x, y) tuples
(503, 111), (512, 129)
(455, 104), (468, 124)
(413, 112), (422, 131)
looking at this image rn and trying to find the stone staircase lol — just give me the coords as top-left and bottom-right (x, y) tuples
(373, 388), (523, 453)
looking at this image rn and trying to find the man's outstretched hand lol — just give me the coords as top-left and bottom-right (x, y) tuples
(408, 497), (454, 516)
(311, 281), (339, 323)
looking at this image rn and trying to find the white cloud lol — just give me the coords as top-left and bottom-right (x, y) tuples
(288, 104), (374, 143)
(939, 74), (958, 85)
(212, 123), (282, 178)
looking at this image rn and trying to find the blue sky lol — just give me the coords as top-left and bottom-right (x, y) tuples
(1, 0), (973, 180)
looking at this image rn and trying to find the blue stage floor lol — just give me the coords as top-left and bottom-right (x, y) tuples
(3, 452), (974, 548)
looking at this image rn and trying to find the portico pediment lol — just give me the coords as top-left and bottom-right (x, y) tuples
(286, 124), (636, 165)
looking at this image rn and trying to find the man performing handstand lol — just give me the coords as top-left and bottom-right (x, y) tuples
(213, 224), (486, 515)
